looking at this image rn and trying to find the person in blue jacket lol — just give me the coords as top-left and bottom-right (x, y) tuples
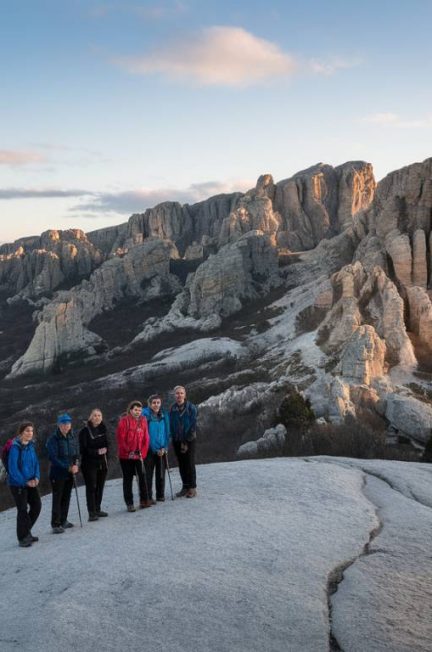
(8, 422), (41, 548)
(170, 385), (198, 498)
(46, 413), (80, 534)
(142, 394), (170, 503)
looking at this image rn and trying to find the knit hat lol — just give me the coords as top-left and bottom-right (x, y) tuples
(57, 413), (72, 424)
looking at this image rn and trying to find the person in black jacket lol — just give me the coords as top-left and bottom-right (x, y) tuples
(79, 408), (109, 521)
(46, 413), (80, 534)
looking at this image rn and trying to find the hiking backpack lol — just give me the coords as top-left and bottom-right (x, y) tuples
(0, 438), (15, 482)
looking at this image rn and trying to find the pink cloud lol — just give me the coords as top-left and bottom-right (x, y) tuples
(114, 26), (297, 86)
(0, 150), (45, 166)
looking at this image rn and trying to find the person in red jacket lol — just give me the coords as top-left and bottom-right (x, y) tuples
(116, 400), (151, 511)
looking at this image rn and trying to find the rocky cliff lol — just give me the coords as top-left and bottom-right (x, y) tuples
(0, 229), (104, 299)
(1, 157), (432, 460)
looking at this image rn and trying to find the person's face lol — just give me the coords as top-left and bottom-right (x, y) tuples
(90, 410), (103, 426)
(130, 405), (142, 419)
(175, 388), (186, 405)
(20, 426), (34, 445)
(59, 423), (71, 436)
(150, 399), (162, 413)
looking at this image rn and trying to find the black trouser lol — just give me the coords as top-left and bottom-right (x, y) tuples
(81, 462), (107, 514)
(50, 476), (74, 527)
(144, 452), (166, 499)
(10, 485), (41, 542)
(173, 439), (196, 489)
(119, 459), (149, 506)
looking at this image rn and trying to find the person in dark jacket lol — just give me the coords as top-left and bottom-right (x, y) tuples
(170, 385), (198, 498)
(116, 401), (151, 511)
(79, 408), (109, 521)
(142, 395), (170, 503)
(8, 422), (41, 547)
(46, 413), (79, 534)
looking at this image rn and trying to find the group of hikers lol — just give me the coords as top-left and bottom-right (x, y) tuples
(3, 385), (197, 548)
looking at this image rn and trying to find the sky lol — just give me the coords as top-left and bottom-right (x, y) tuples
(1, 0), (432, 243)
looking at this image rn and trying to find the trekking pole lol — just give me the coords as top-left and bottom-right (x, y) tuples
(73, 474), (83, 528)
(164, 452), (174, 501)
(135, 457), (150, 503)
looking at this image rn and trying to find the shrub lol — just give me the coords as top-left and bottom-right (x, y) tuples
(277, 390), (315, 433)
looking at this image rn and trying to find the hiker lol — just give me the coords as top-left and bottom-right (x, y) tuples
(7, 422), (41, 547)
(142, 394), (170, 503)
(46, 413), (80, 534)
(170, 385), (198, 498)
(116, 401), (151, 511)
(79, 408), (109, 521)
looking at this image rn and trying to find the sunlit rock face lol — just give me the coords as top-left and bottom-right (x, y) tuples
(0, 229), (104, 299)
(317, 262), (416, 366)
(274, 161), (375, 250)
(339, 325), (386, 385)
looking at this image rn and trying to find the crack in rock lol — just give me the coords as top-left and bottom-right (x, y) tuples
(326, 474), (384, 652)
(356, 467), (432, 510)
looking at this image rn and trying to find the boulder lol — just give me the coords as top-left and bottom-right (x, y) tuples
(237, 424), (288, 458)
(385, 393), (432, 443)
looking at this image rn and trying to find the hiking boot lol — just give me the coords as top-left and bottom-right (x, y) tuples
(96, 510), (108, 517)
(140, 500), (152, 509)
(88, 513), (99, 522)
(30, 533), (39, 542)
(186, 488), (197, 498)
(127, 505), (136, 512)
(176, 487), (188, 498)
(19, 536), (32, 548)
(61, 521), (74, 529)
(157, 496), (165, 502)
(52, 526), (65, 534)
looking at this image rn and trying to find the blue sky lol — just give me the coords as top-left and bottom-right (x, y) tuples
(1, 0), (431, 243)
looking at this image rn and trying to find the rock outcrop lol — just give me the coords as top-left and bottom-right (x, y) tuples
(274, 161), (375, 250)
(339, 325), (386, 384)
(135, 231), (282, 339)
(0, 229), (104, 299)
(406, 286), (432, 356)
(9, 239), (181, 376)
(317, 263), (416, 366)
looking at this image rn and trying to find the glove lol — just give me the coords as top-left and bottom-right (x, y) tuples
(180, 442), (188, 454)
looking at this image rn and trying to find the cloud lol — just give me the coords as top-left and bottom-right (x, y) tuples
(0, 179), (253, 215)
(114, 26), (297, 86)
(71, 179), (253, 215)
(309, 56), (360, 76)
(0, 150), (46, 166)
(0, 188), (90, 200)
(362, 112), (432, 128)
